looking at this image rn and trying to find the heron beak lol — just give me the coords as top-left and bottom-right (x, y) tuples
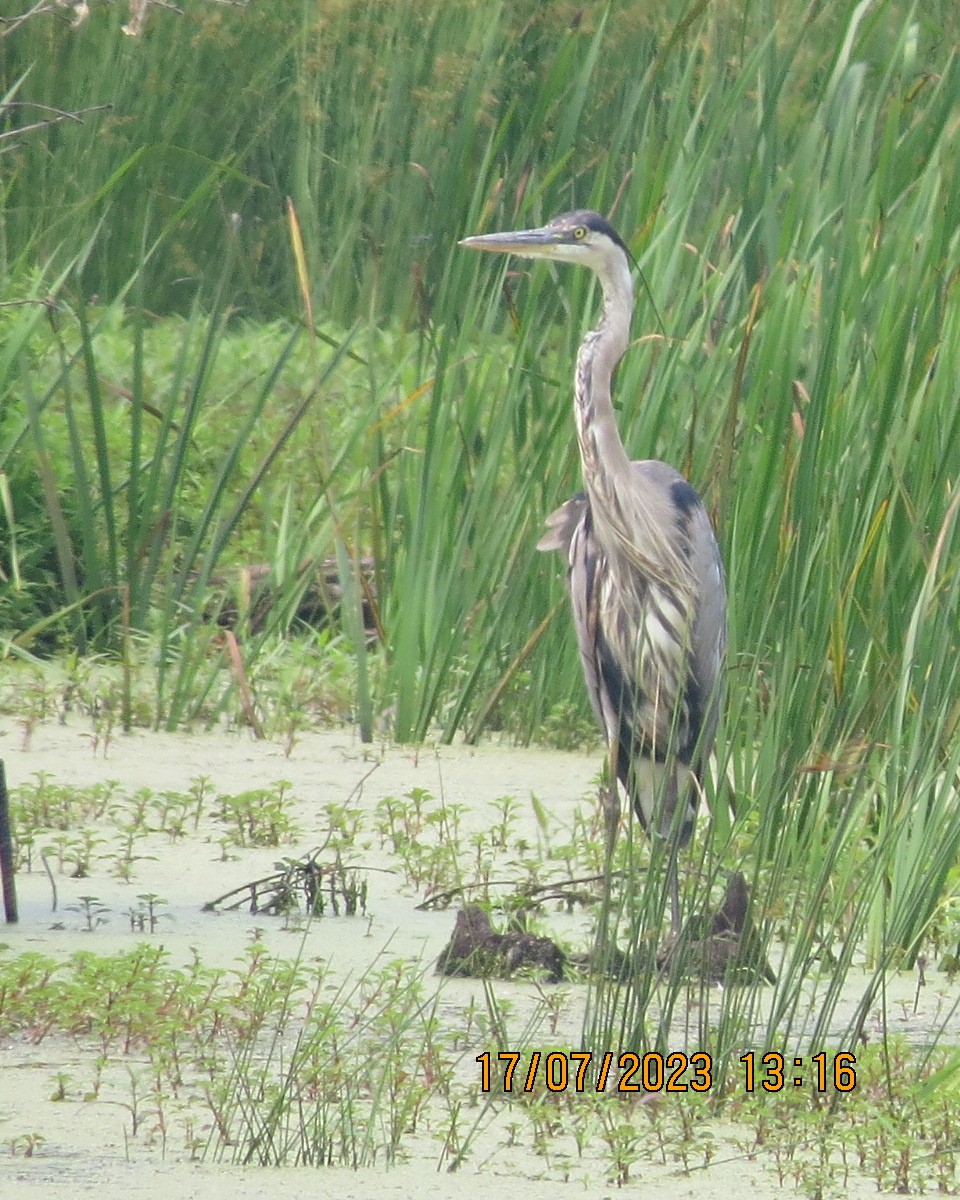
(459, 226), (568, 258)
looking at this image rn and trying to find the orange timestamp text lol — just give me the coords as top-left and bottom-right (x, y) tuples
(476, 1050), (858, 1094)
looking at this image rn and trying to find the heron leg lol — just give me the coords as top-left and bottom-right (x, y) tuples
(591, 738), (621, 973)
(666, 848), (681, 942)
(601, 737), (620, 873)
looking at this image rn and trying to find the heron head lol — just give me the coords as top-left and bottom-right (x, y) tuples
(459, 209), (629, 272)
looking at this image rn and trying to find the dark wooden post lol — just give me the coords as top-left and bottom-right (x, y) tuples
(0, 760), (18, 923)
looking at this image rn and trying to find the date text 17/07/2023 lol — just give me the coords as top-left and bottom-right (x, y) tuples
(476, 1051), (857, 1095)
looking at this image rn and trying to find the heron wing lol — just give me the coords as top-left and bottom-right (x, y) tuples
(683, 483), (727, 774)
(629, 460), (726, 769)
(536, 493), (588, 555)
(538, 493), (608, 735)
(538, 489), (654, 779)
(538, 463), (727, 836)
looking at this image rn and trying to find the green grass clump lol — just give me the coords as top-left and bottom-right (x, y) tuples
(4, 938), (960, 1189)
(2, 0), (960, 1168)
(7, 772), (302, 881)
(5, 0), (959, 763)
(0, 940), (459, 1169)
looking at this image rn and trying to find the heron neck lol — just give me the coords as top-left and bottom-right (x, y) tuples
(573, 255), (635, 491)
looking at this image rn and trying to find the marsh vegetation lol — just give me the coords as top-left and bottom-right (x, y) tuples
(3, 0), (960, 1192)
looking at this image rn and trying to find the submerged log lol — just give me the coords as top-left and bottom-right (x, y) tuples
(659, 872), (777, 984)
(202, 556), (379, 637)
(436, 905), (565, 983)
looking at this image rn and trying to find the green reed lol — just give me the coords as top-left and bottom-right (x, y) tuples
(3, 0), (960, 1080)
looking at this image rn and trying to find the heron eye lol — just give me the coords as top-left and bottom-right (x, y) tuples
(574, 227), (587, 240)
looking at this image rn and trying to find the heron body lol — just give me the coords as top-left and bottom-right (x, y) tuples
(539, 461), (724, 846)
(461, 209), (727, 932)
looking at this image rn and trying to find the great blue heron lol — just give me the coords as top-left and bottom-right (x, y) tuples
(460, 209), (727, 937)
